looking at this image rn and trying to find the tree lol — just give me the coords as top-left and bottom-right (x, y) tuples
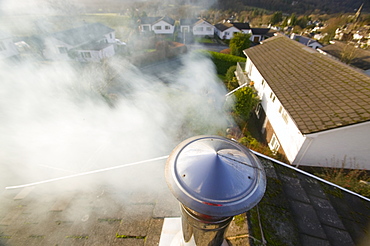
(233, 87), (259, 121)
(270, 11), (282, 25)
(229, 33), (251, 57)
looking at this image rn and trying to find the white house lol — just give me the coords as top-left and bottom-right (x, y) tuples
(290, 33), (323, 49)
(239, 34), (370, 170)
(214, 23), (244, 40)
(214, 23), (271, 42)
(42, 23), (116, 62)
(139, 16), (175, 35)
(178, 18), (214, 42)
(192, 19), (214, 37)
(251, 28), (273, 43)
(0, 31), (19, 60)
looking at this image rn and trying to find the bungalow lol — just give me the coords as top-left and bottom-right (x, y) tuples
(251, 28), (273, 43)
(42, 23), (116, 62)
(214, 23), (271, 42)
(0, 31), (19, 61)
(237, 34), (370, 169)
(214, 23), (244, 40)
(179, 18), (214, 37)
(290, 33), (323, 49)
(139, 16), (175, 35)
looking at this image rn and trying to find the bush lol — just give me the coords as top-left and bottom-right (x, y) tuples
(225, 65), (237, 82)
(206, 51), (245, 75)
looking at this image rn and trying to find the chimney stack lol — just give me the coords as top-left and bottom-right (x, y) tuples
(165, 135), (266, 246)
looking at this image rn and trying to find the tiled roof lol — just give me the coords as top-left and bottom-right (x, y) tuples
(214, 23), (234, 31)
(244, 34), (370, 134)
(75, 42), (113, 51)
(231, 22), (251, 30)
(52, 23), (114, 46)
(251, 28), (270, 35)
(0, 152), (368, 245)
(179, 18), (199, 26)
(319, 41), (370, 71)
(153, 16), (175, 26)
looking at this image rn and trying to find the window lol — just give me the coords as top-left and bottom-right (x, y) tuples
(279, 105), (289, 124)
(154, 26), (162, 30)
(255, 103), (262, 119)
(268, 134), (280, 154)
(195, 27), (204, 32)
(58, 47), (68, 54)
(165, 26), (170, 30)
(0, 41), (6, 51)
(206, 27), (212, 31)
(81, 52), (91, 59)
(261, 79), (265, 87)
(109, 33), (113, 39)
(269, 92), (276, 102)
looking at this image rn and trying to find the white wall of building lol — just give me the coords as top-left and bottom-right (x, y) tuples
(103, 32), (116, 43)
(78, 45), (115, 62)
(294, 122), (370, 169)
(43, 37), (73, 61)
(193, 22), (214, 36)
(245, 58), (305, 161)
(152, 20), (174, 34)
(245, 56), (370, 170)
(216, 26), (240, 39)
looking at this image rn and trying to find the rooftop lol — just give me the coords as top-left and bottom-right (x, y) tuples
(319, 41), (370, 71)
(0, 150), (368, 245)
(51, 23), (114, 46)
(244, 34), (370, 134)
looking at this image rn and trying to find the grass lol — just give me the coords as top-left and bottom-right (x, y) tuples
(313, 166), (370, 198)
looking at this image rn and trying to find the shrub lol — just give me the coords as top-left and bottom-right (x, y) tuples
(206, 51), (245, 75)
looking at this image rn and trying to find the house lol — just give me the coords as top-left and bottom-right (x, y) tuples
(236, 34), (370, 169)
(139, 16), (175, 35)
(42, 23), (116, 62)
(195, 19), (214, 36)
(0, 31), (20, 61)
(318, 41), (370, 75)
(290, 33), (323, 49)
(251, 28), (274, 43)
(214, 23), (248, 40)
(178, 18), (214, 43)
(214, 23), (271, 43)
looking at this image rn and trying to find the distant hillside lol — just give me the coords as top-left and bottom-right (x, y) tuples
(214, 0), (369, 14)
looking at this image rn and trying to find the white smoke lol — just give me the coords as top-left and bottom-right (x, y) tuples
(0, 53), (231, 191)
(0, 0), (231, 195)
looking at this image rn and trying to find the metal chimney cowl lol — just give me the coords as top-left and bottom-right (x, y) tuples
(165, 135), (266, 245)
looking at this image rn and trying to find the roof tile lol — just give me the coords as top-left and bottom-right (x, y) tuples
(244, 34), (370, 134)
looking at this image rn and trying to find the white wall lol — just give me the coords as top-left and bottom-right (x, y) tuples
(152, 20), (174, 34)
(43, 37), (73, 61)
(294, 122), (370, 170)
(78, 45), (115, 62)
(246, 58), (305, 161)
(216, 26), (240, 39)
(246, 56), (370, 170)
(104, 32), (116, 43)
(193, 22), (214, 36)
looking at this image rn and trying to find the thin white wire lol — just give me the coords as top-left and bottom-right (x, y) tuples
(5, 155), (169, 190)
